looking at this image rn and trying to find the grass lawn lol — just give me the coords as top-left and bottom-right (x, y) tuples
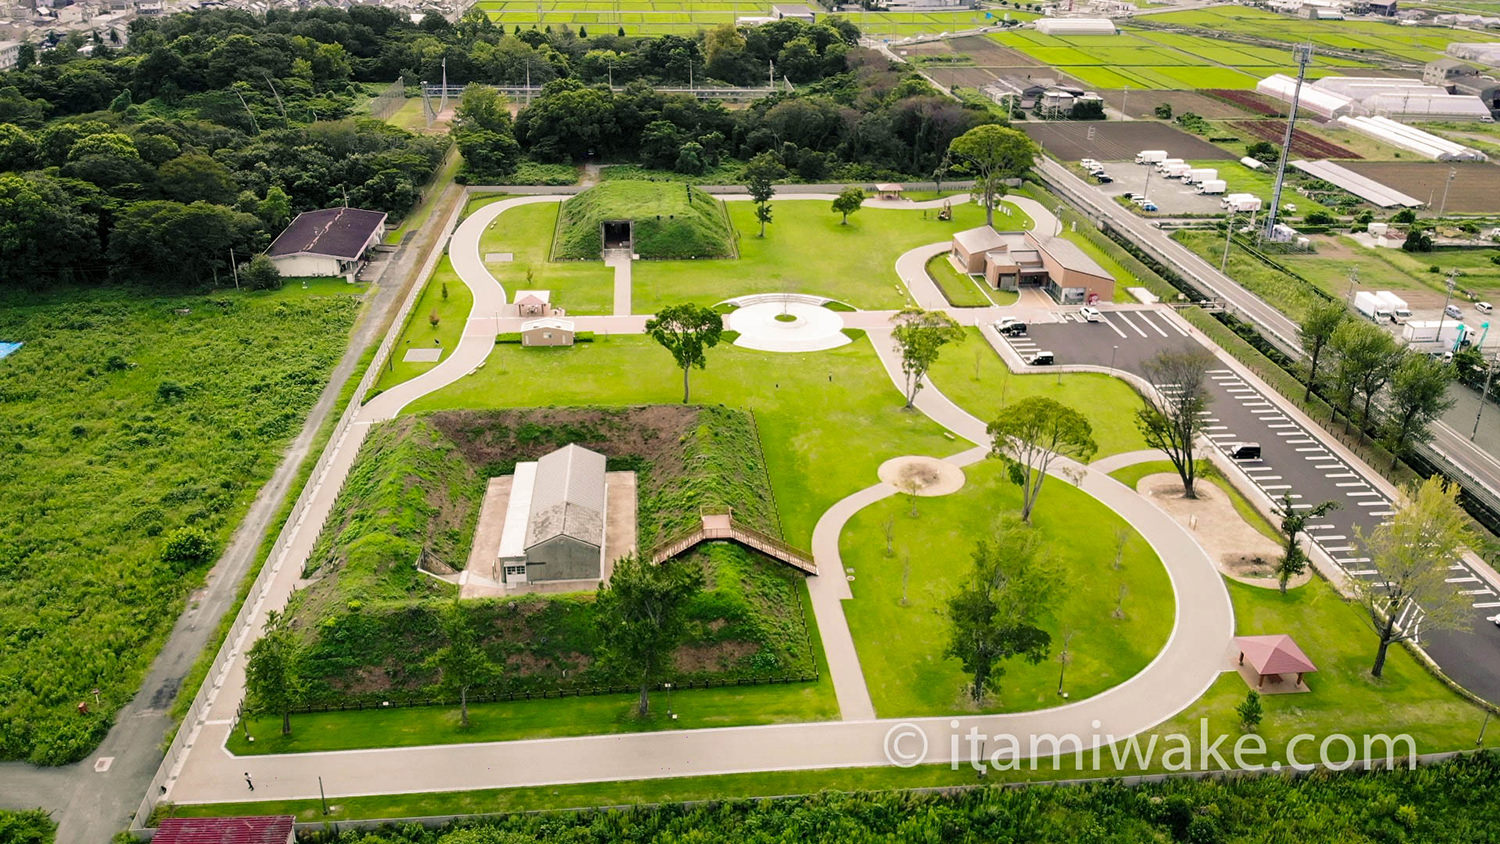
(371, 256), (472, 393)
(1108, 459), (1281, 544)
(1286, 236), (1500, 303)
(842, 459), (1174, 717)
(405, 335), (961, 546)
(633, 199), (1009, 311)
(924, 327), (1149, 458)
(230, 576), (838, 754)
(0, 283), (362, 765)
(169, 568), (1500, 822)
(924, 253), (1018, 308)
(1186, 159), (1333, 218)
(1173, 231), (1325, 322)
(479, 201), (617, 315)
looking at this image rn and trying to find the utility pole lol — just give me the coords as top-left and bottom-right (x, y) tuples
(1265, 44), (1313, 242)
(439, 57), (448, 117)
(1347, 266), (1359, 302)
(1121, 83), (1129, 118)
(1439, 166), (1457, 218)
(1472, 349), (1499, 440)
(229, 248), (239, 289)
(1221, 209), (1236, 272)
(1436, 268), (1459, 350)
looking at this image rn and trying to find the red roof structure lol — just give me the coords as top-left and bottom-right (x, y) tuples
(154, 816), (295, 844)
(1234, 634), (1317, 690)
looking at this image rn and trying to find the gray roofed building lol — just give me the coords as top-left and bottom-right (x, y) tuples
(519, 444), (607, 582)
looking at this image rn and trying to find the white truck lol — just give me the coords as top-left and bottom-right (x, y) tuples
(1135, 149), (1168, 164)
(1221, 194), (1262, 212)
(1157, 157), (1186, 173)
(1375, 291), (1412, 324)
(1196, 179), (1228, 195)
(1163, 162), (1192, 179)
(1402, 319), (1469, 352)
(1355, 290), (1392, 323)
(1185, 167), (1217, 185)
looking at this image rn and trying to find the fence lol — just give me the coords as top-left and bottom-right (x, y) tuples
(131, 183), (471, 832)
(370, 77), (406, 121)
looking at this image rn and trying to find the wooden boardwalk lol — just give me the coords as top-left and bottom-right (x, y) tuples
(650, 513), (817, 575)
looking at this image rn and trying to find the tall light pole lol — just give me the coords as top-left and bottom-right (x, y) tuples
(1109, 344), (1119, 371)
(1473, 350), (1498, 440)
(1221, 209), (1236, 272)
(1265, 44), (1314, 242)
(1436, 268), (1459, 351)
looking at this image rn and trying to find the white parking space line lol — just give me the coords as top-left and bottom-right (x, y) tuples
(1448, 576), (1481, 584)
(1324, 545), (1355, 552)
(1319, 534), (1347, 540)
(1097, 314), (1129, 339)
(1473, 601), (1500, 608)
(1209, 369), (1234, 374)
(1275, 431), (1303, 438)
(1243, 467), (1274, 473)
(1357, 500), (1388, 507)
(1296, 447), (1328, 453)
(1347, 491), (1382, 497)
(1113, 312), (1148, 338)
(1265, 423), (1296, 429)
(1206, 425), (1230, 431)
(1327, 472), (1356, 479)
(1263, 484), (1292, 491)
(1349, 569), (1380, 576)
(1335, 482), (1368, 488)
(1208, 434), (1237, 440)
(1462, 588), (1496, 596)
(1311, 462), (1341, 469)
(1372, 510), (1397, 517)
(1251, 475), (1282, 481)
(1338, 557), (1372, 565)
(1134, 312), (1169, 337)
(1163, 317), (1189, 337)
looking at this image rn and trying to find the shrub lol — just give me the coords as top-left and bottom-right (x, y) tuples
(161, 527), (215, 572)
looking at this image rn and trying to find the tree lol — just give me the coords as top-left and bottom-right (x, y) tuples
(1331, 320), (1402, 435)
(161, 527), (215, 573)
(1237, 690), (1263, 733)
(1154, 102), (1173, 120)
(945, 520), (1059, 703)
(245, 610), (301, 736)
(645, 303), (724, 403)
(240, 254), (282, 291)
(1301, 299), (1346, 402)
(1271, 492), (1338, 595)
(596, 554), (703, 716)
(1382, 353), (1456, 465)
(454, 86), (521, 180)
(1246, 140), (1279, 166)
(1352, 477), (1474, 678)
(831, 186), (865, 225)
(947, 125), (1036, 227)
(427, 599), (495, 728)
(742, 152), (784, 237)
(1136, 349), (1215, 498)
(1402, 228), (1433, 252)
(158, 153), (237, 205)
(987, 397), (1097, 523)
(890, 308), (964, 408)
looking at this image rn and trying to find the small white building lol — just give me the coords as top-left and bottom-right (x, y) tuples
(770, 3), (815, 21)
(0, 41), (20, 72)
(1034, 17), (1117, 35)
(266, 207), (386, 279)
(520, 317), (576, 347)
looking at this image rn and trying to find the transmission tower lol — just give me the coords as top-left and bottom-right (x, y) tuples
(1264, 43), (1313, 242)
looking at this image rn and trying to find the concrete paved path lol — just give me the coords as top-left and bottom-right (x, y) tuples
(159, 191), (1234, 812)
(605, 248), (632, 316)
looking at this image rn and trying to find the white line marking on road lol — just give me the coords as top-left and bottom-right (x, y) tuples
(1296, 447), (1328, 453)
(1097, 314), (1129, 339)
(1262, 484), (1292, 490)
(1265, 423), (1296, 429)
(1347, 491), (1382, 497)
(1357, 500), (1388, 507)
(1462, 588), (1496, 596)
(1113, 311), (1148, 338)
(1206, 425), (1229, 431)
(1372, 510), (1397, 517)
(1335, 482), (1367, 487)
(1473, 602), (1500, 608)
(1306, 524), (1336, 530)
(1349, 569), (1380, 576)
(1135, 311), (1169, 337)
(1324, 545), (1355, 552)
(1447, 576), (1481, 584)
(1208, 434), (1237, 439)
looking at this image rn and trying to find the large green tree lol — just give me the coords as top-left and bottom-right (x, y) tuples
(596, 555), (704, 716)
(947, 125), (1036, 227)
(244, 610), (302, 736)
(831, 186), (865, 225)
(1136, 349), (1215, 498)
(453, 86), (522, 180)
(427, 599), (496, 729)
(987, 397), (1097, 523)
(0, 172), (100, 285)
(1381, 353), (1456, 466)
(1300, 299), (1347, 402)
(742, 152), (785, 238)
(1352, 478), (1474, 678)
(645, 303), (724, 403)
(946, 520), (1059, 703)
(1330, 320), (1402, 435)
(890, 307), (964, 408)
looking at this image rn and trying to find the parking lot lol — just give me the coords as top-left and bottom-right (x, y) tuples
(1092, 164), (1235, 216)
(998, 307), (1500, 705)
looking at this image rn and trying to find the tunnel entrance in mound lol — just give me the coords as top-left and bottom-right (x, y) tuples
(602, 220), (633, 251)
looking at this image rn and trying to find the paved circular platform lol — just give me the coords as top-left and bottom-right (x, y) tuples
(877, 456), (966, 497)
(726, 300), (851, 353)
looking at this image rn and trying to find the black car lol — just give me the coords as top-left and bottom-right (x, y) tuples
(996, 318), (1028, 336)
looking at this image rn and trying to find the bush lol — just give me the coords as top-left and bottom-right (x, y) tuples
(161, 527), (215, 572)
(239, 254), (282, 290)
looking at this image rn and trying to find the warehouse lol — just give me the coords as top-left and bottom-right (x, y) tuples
(1336, 116), (1487, 161)
(1034, 17), (1117, 35)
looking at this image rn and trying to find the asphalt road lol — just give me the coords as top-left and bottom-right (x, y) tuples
(1003, 308), (1500, 705)
(1035, 158), (1500, 524)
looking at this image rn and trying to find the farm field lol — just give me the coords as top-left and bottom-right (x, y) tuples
(0, 282), (363, 765)
(476, 0), (1032, 37)
(1344, 161), (1500, 213)
(1142, 6), (1500, 63)
(1018, 121), (1233, 162)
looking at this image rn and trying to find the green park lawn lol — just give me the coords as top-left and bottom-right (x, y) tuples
(372, 256), (473, 393)
(229, 577), (837, 754)
(841, 459), (1174, 717)
(480, 201), (617, 315)
(405, 335), (962, 546)
(925, 327), (1149, 458)
(633, 198), (1031, 311)
(925, 254), (1018, 308)
(1284, 237), (1500, 304)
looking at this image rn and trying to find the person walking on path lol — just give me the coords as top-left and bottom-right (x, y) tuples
(244, 772), (254, 791)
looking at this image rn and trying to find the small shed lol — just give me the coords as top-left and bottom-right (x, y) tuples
(154, 816), (295, 844)
(1235, 634), (1317, 692)
(514, 289), (551, 318)
(875, 183), (905, 201)
(521, 317), (575, 347)
(771, 2), (816, 21)
(523, 444), (607, 583)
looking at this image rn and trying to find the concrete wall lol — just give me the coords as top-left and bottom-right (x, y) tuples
(522, 327), (574, 346)
(270, 254), (341, 277)
(525, 535), (601, 582)
(951, 244), (985, 274)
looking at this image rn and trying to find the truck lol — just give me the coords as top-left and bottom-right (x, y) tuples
(1355, 290), (1392, 323)
(1135, 149), (1168, 164)
(1375, 291), (1412, 324)
(1163, 162), (1192, 179)
(1221, 194), (1262, 212)
(1196, 179), (1228, 195)
(1157, 157), (1186, 173)
(1185, 168), (1218, 185)
(1402, 319), (1470, 352)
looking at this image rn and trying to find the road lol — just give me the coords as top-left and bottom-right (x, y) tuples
(1001, 305), (1500, 705)
(1035, 158), (1500, 540)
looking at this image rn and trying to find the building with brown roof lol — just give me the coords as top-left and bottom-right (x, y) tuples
(266, 207), (387, 280)
(950, 226), (1115, 304)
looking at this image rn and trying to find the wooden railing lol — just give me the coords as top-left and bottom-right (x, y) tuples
(649, 514), (817, 575)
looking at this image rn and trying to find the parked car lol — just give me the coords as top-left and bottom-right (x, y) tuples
(1079, 306), (1102, 323)
(1226, 442), (1262, 460)
(1445, 304), (1463, 319)
(1478, 302), (1493, 315)
(1094, 172), (1113, 183)
(1488, 612), (1500, 627)
(1027, 351), (1055, 366)
(996, 317), (1027, 336)
(1139, 200), (1158, 211)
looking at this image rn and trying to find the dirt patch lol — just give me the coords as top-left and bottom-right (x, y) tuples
(673, 640), (759, 673)
(1097, 90), (1260, 121)
(877, 455), (966, 496)
(1018, 121), (1235, 163)
(428, 406), (698, 474)
(1136, 473), (1305, 589)
(1343, 161), (1500, 214)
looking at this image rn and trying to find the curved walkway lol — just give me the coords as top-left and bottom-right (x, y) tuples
(162, 191), (1232, 808)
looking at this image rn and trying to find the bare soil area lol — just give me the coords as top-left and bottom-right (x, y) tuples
(1137, 473), (1305, 589)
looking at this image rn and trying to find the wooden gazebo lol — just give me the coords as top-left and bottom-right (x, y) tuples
(1234, 634), (1317, 692)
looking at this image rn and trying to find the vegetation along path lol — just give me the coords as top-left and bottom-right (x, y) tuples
(159, 192), (1235, 811)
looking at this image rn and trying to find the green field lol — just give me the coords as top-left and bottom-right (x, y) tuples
(480, 201), (617, 315)
(1143, 7), (1500, 64)
(372, 256), (472, 393)
(476, 0), (1034, 37)
(0, 282), (362, 765)
(842, 459), (1174, 717)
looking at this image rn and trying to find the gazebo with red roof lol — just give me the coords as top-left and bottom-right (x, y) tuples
(1234, 634), (1317, 691)
(153, 815), (295, 844)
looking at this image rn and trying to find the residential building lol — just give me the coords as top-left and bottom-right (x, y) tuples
(266, 206), (387, 279)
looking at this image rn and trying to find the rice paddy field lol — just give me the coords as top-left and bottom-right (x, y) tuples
(988, 27), (1377, 91)
(476, 0), (1035, 38)
(1143, 7), (1500, 64)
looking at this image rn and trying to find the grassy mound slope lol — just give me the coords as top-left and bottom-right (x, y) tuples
(288, 406), (808, 707)
(553, 181), (734, 260)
